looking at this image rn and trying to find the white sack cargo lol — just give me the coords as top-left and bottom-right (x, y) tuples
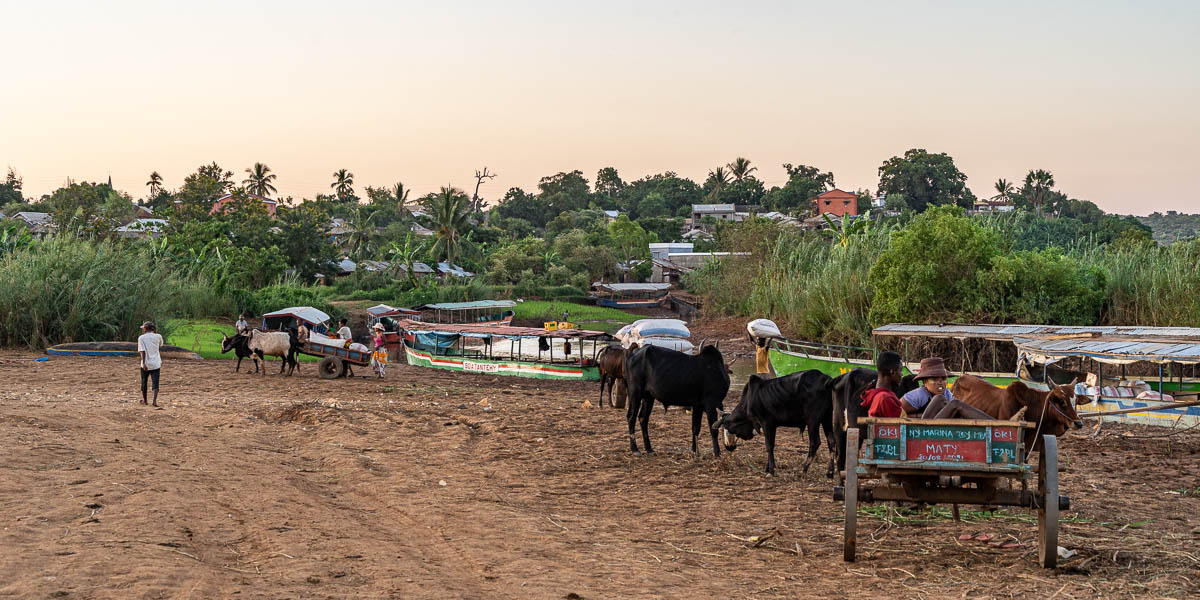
(633, 337), (695, 353)
(615, 324), (633, 343)
(630, 318), (690, 340)
(747, 318), (781, 339)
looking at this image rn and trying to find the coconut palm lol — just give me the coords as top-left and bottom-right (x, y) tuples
(393, 181), (413, 220)
(420, 186), (472, 268)
(704, 166), (731, 201)
(331, 169), (355, 200)
(993, 178), (1014, 200)
(242, 162), (278, 198)
(728, 157), (757, 182)
(1023, 169), (1055, 218)
(343, 206), (378, 259)
(145, 171), (163, 197)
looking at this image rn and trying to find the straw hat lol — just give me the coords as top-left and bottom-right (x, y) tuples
(914, 357), (953, 380)
(372, 322), (385, 331)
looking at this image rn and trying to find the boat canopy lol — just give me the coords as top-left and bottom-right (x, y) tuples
(415, 300), (517, 311)
(596, 282), (672, 292)
(1015, 336), (1200, 365)
(874, 323), (1200, 342)
(262, 306), (331, 327)
(397, 319), (610, 340)
(366, 303), (419, 317)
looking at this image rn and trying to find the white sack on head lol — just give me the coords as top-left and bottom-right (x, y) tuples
(747, 318), (781, 339)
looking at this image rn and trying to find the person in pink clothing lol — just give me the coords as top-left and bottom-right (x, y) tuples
(371, 323), (388, 378)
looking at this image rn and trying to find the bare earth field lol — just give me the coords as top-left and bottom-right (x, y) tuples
(2, 353), (1199, 599)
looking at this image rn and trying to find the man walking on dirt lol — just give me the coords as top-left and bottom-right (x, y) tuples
(137, 321), (164, 407)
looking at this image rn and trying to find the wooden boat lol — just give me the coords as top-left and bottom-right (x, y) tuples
(45, 342), (201, 360)
(590, 282), (671, 309)
(411, 300), (515, 326)
(396, 320), (611, 381)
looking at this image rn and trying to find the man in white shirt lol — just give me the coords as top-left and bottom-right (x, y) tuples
(137, 321), (164, 407)
(336, 318), (353, 342)
(235, 314), (249, 334)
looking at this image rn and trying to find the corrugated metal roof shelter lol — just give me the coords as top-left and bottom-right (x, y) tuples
(416, 300), (516, 311)
(1015, 336), (1200, 365)
(397, 320), (610, 340)
(597, 283), (672, 292)
(873, 323), (1200, 342)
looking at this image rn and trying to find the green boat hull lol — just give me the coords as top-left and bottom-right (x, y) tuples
(768, 348), (1018, 387)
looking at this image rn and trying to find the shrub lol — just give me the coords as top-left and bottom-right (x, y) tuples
(0, 236), (188, 347)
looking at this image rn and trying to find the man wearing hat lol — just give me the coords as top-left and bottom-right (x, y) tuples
(137, 321), (164, 407)
(903, 357), (992, 420)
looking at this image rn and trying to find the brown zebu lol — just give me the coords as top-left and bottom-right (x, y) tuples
(596, 344), (627, 408)
(951, 374), (1082, 457)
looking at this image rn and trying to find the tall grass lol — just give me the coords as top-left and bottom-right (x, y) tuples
(1076, 239), (1200, 326)
(0, 236), (195, 348)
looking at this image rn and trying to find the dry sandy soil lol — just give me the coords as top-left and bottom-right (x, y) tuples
(1, 352), (1199, 599)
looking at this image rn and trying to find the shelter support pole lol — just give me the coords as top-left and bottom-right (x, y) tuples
(992, 340), (997, 375)
(1159, 364), (1164, 395)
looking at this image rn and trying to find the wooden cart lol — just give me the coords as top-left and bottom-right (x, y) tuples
(300, 340), (372, 379)
(834, 418), (1069, 568)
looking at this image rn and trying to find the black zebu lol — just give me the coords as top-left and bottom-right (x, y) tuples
(716, 370), (836, 477)
(624, 344), (731, 457)
(221, 332), (253, 372)
(830, 368), (919, 476)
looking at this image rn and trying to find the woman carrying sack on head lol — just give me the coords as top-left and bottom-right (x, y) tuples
(371, 323), (388, 378)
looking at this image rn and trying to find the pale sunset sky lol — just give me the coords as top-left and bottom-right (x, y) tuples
(2, 0), (1197, 214)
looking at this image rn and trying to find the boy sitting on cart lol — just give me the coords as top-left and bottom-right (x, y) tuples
(861, 355), (992, 420)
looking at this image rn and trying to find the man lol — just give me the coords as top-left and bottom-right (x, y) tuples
(753, 336), (773, 376)
(235, 314), (249, 334)
(904, 357), (992, 420)
(860, 351), (905, 418)
(137, 321), (164, 407)
(336, 318), (352, 342)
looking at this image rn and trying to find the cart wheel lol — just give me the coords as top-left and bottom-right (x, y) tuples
(318, 357), (344, 380)
(1038, 434), (1059, 569)
(843, 428), (859, 562)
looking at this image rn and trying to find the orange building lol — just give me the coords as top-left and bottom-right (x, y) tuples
(813, 189), (858, 217)
(209, 193), (279, 217)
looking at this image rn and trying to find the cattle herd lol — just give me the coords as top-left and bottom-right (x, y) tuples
(599, 342), (1082, 476)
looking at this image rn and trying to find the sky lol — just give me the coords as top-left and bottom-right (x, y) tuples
(2, 0), (1198, 215)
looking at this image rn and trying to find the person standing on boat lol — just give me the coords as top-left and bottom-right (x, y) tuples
(371, 323), (388, 378)
(137, 321), (164, 407)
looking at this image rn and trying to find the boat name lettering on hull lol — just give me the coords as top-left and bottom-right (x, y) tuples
(463, 361), (500, 373)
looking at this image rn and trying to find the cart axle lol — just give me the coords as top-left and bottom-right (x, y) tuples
(833, 485), (1070, 511)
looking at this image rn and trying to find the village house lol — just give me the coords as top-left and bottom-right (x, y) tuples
(972, 198), (1016, 214)
(12, 212), (54, 236)
(209, 193), (279, 217)
(114, 218), (168, 239)
(812, 189), (858, 217)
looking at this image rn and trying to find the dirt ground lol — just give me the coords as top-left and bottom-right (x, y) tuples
(2, 353), (1199, 599)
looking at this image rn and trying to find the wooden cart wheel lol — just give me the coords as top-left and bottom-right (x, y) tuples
(1038, 434), (1059, 569)
(843, 428), (859, 562)
(318, 356), (344, 380)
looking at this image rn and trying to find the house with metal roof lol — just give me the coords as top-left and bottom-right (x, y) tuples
(115, 218), (168, 239)
(13, 211), (54, 235)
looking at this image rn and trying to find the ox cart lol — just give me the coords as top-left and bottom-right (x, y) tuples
(834, 418), (1069, 568)
(300, 339), (371, 379)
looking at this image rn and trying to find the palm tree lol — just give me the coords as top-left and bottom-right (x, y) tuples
(1023, 169), (1055, 218)
(393, 181), (412, 220)
(341, 206), (378, 259)
(993, 178), (1014, 200)
(145, 171), (163, 197)
(728, 157), (757, 182)
(331, 169), (355, 200)
(242, 162), (278, 198)
(704, 166), (731, 201)
(421, 186), (472, 268)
